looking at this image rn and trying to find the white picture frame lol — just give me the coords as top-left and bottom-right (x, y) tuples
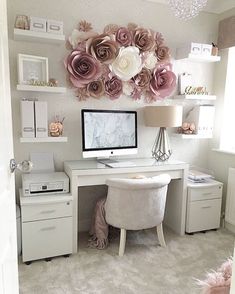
(17, 54), (49, 85)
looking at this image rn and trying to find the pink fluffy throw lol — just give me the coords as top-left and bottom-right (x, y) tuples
(197, 258), (233, 294)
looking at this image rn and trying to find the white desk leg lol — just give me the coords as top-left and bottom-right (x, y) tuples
(71, 175), (78, 254)
(164, 165), (189, 236)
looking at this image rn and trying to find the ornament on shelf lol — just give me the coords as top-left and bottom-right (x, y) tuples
(212, 42), (219, 56)
(29, 78), (58, 87)
(184, 86), (208, 95)
(15, 15), (29, 30)
(178, 122), (196, 134)
(49, 116), (65, 137)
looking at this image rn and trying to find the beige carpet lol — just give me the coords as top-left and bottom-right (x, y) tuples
(18, 228), (234, 294)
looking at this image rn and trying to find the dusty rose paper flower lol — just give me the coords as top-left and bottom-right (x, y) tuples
(105, 76), (123, 99)
(87, 80), (105, 99)
(86, 34), (119, 64)
(115, 27), (132, 47)
(127, 23), (138, 31)
(103, 24), (119, 35)
(79, 20), (92, 32)
(76, 87), (89, 101)
(133, 28), (155, 52)
(65, 50), (102, 88)
(149, 64), (176, 98)
(132, 68), (151, 90)
(110, 46), (142, 81)
(155, 32), (164, 46)
(69, 29), (98, 49)
(131, 88), (142, 100)
(156, 46), (170, 62)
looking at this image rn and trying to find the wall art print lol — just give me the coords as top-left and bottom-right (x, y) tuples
(65, 20), (176, 103)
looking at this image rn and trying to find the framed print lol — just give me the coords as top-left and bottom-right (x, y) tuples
(18, 54), (49, 85)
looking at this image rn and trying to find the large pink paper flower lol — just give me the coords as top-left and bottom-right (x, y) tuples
(133, 28), (155, 52)
(65, 50), (102, 88)
(86, 34), (119, 64)
(115, 27), (132, 47)
(149, 64), (176, 98)
(105, 76), (123, 99)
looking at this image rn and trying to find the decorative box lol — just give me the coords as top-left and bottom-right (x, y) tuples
(201, 44), (212, 56)
(190, 43), (202, 55)
(47, 19), (63, 35)
(30, 16), (47, 33)
(185, 105), (215, 136)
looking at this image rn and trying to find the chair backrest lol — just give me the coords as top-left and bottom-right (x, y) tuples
(105, 174), (171, 230)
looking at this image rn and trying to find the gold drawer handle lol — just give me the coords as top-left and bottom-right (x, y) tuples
(201, 206), (211, 209)
(40, 226), (56, 231)
(40, 210), (56, 214)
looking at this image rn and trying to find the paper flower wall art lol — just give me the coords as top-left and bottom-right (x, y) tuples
(65, 20), (176, 102)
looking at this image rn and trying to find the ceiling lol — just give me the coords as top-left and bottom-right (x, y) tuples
(145, 0), (235, 14)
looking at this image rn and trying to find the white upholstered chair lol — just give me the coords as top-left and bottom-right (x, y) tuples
(105, 174), (171, 256)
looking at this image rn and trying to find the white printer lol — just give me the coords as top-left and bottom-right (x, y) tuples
(22, 172), (69, 197)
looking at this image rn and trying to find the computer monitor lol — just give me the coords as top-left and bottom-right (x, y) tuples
(81, 109), (137, 158)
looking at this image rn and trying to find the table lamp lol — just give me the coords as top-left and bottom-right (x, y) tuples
(144, 106), (182, 161)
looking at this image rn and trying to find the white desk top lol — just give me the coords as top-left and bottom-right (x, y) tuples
(64, 158), (188, 171)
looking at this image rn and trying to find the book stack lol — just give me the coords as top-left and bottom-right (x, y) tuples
(188, 170), (213, 183)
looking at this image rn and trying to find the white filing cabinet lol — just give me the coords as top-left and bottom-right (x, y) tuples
(19, 189), (73, 263)
(186, 180), (223, 233)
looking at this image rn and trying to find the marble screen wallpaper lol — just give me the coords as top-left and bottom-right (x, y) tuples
(83, 112), (136, 149)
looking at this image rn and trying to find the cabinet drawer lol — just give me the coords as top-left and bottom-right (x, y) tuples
(186, 198), (222, 233)
(189, 185), (222, 202)
(22, 217), (73, 262)
(21, 200), (72, 222)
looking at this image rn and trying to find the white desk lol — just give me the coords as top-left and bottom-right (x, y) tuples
(64, 158), (189, 253)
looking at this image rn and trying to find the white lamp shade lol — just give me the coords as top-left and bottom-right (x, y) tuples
(144, 106), (183, 127)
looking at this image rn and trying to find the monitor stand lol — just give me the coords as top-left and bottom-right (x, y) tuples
(97, 158), (118, 165)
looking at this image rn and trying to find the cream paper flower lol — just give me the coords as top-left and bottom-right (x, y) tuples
(144, 52), (158, 70)
(69, 29), (97, 49)
(123, 81), (134, 96)
(110, 46), (142, 81)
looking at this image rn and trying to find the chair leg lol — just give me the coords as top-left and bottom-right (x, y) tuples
(156, 223), (166, 247)
(119, 228), (126, 256)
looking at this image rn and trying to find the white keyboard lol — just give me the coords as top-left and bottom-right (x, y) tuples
(106, 161), (136, 168)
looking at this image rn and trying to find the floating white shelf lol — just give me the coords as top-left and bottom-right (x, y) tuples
(176, 53), (221, 63)
(174, 94), (216, 100)
(174, 134), (213, 139)
(14, 28), (65, 44)
(20, 137), (68, 143)
(17, 84), (66, 93)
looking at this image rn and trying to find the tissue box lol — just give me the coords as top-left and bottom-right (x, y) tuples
(30, 16), (47, 32)
(201, 44), (212, 56)
(47, 19), (63, 34)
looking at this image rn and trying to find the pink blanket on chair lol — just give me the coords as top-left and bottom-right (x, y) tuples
(88, 197), (109, 249)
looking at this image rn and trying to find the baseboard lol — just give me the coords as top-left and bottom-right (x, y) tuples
(225, 222), (235, 234)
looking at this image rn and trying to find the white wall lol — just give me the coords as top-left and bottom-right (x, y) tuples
(7, 0), (219, 231)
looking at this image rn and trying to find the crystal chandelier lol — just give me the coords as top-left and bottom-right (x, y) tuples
(168, 0), (208, 20)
